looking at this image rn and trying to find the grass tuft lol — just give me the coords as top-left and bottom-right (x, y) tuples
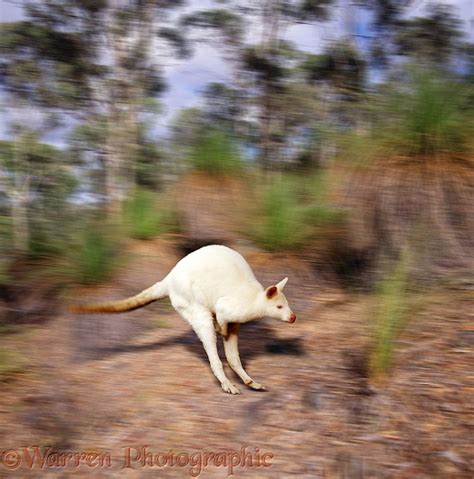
(369, 250), (411, 380)
(246, 173), (346, 251)
(379, 70), (472, 156)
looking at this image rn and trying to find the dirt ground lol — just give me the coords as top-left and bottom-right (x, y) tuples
(0, 237), (472, 478)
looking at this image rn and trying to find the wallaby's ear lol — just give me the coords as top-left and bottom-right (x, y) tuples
(265, 285), (278, 299)
(276, 277), (288, 291)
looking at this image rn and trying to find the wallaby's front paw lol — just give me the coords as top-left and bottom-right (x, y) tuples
(246, 380), (266, 391)
(213, 318), (228, 338)
(218, 324), (228, 338)
(221, 380), (240, 395)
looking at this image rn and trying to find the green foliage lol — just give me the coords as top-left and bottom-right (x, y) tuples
(246, 173), (345, 251)
(58, 189), (182, 285)
(379, 71), (472, 156)
(395, 4), (462, 65)
(27, 169), (77, 258)
(305, 203), (347, 227)
(124, 189), (181, 240)
(68, 221), (122, 285)
(370, 250), (411, 379)
(135, 127), (163, 190)
(0, 19), (98, 107)
(181, 8), (243, 45)
(302, 40), (366, 95)
(0, 136), (76, 257)
(158, 27), (191, 59)
(243, 47), (286, 87)
(249, 177), (308, 251)
(297, 0), (335, 22)
(341, 71), (474, 162)
(301, 170), (348, 227)
(191, 129), (242, 175)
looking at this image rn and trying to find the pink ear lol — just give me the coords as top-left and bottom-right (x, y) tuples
(266, 285), (277, 299)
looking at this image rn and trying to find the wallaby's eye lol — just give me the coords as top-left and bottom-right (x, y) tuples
(277, 305), (283, 309)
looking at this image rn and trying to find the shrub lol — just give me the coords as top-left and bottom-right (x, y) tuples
(191, 129), (242, 175)
(246, 173), (346, 251)
(123, 189), (181, 240)
(68, 220), (122, 284)
(249, 177), (308, 251)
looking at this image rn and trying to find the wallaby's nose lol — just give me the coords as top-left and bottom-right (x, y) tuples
(288, 313), (296, 323)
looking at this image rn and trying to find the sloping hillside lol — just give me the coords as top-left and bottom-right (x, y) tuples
(0, 236), (472, 478)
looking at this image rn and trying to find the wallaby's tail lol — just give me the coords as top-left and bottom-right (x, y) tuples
(69, 280), (168, 314)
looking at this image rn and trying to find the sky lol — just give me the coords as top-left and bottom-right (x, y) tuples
(0, 0), (473, 145)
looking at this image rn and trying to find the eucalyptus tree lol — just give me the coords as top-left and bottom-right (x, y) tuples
(394, 3), (463, 68)
(181, 1), (335, 169)
(355, 1), (465, 73)
(302, 40), (366, 121)
(0, 134), (74, 254)
(0, 0), (188, 217)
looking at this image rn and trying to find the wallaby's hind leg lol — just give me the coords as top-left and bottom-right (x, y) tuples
(223, 323), (266, 391)
(181, 306), (240, 395)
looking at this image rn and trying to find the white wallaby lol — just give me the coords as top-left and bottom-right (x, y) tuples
(71, 245), (296, 394)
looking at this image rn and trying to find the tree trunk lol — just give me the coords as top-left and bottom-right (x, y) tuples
(258, 0), (280, 171)
(104, 112), (125, 218)
(10, 138), (30, 252)
(11, 194), (29, 253)
(103, 0), (153, 216)
(103, 3), (130, 217)
(260, 92), (273, 170)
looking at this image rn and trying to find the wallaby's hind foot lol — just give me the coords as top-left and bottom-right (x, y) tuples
(222, 323), (266, 392)
(245, 380), (266, 391)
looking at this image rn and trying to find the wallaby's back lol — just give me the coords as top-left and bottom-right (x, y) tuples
(168, 245), (263, 305)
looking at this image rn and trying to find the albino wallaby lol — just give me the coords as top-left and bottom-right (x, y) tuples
(71, 245), (296, 394)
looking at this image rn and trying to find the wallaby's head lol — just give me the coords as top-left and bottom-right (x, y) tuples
(263, 277), (296, 323)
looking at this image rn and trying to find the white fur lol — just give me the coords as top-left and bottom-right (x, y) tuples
(151, 245), (296, 394)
